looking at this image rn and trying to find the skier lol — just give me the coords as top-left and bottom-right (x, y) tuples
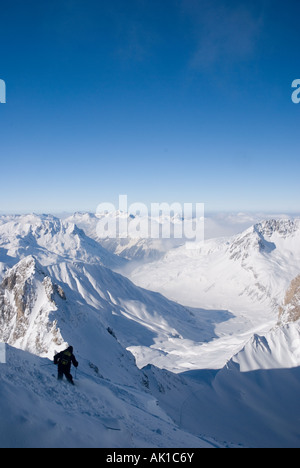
(54, 346), (78, 385)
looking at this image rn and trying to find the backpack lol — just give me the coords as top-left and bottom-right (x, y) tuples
(60, 351), (72, 366)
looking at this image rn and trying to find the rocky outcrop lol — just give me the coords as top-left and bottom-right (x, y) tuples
(0, 256), (66, 356)
(279, 274), (300, 325)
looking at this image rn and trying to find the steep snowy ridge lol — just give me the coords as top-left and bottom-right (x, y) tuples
(231, 321), (300, 371)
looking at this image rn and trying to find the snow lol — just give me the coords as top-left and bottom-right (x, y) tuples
(232, 321), (300, 372)
(0, 214), (125, 269)
(0, 345), (212, 448)
(1, 213), (300, 447)
(178, 324), (300, 448)
(143, 323), (300, 448)
(125, 219), (300, 368)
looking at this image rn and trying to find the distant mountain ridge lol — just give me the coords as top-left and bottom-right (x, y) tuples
(0, 214), (125, 269)
(129, 218), (300, 314)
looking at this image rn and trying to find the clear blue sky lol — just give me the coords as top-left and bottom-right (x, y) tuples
(0, 0), (300, 213)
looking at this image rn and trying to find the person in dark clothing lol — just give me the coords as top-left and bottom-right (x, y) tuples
(54, 346), (78, 385)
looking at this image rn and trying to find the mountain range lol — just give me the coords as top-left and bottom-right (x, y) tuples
(0, 213), (300, 447)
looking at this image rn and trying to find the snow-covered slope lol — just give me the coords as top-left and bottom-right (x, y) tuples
(139, 319), (300, 449)
(178, 321), (300, 448)
(3, 321), (300, 448)
(0, 345), (214, 448)
(231, 321), (300, 371)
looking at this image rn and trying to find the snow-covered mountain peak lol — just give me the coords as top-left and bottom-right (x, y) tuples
(228, 225), (276, 261)
(3, 255), (36, 282)
(228, 219), (300, 261)
(255, 218), (300, 239)
(1, 255), (47, 302)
